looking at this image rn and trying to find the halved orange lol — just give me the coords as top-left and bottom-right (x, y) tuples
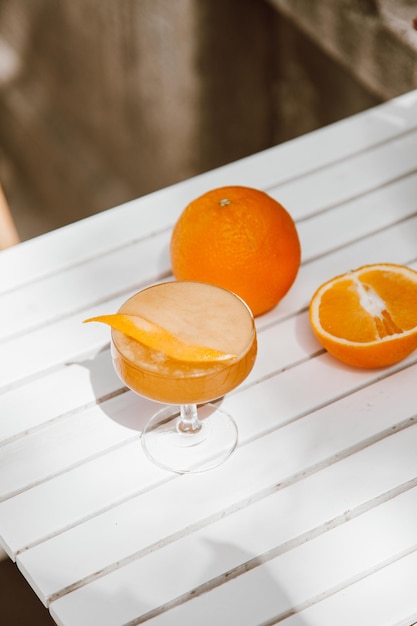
(309, 263), (417, 368)
(84, 314), (236, 363)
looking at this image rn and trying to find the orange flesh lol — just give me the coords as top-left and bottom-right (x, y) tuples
(318, 269), (417, 343)
(309, 264), (417, 369)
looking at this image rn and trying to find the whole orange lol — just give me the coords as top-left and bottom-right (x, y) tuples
(170, 186), (301, 316)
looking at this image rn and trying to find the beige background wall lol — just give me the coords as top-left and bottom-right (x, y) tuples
(0, 0), (416, 241)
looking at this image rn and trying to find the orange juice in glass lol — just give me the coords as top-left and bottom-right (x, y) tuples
(111, 281), (257, 473)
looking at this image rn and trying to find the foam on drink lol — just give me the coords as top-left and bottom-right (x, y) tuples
(111, 281), (257, 404)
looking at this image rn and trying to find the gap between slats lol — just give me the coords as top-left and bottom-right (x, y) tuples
(10, 359), (417, 608)
(2, 340), (417, 505)
(0, 343), (317, 499)
(1, 205), (417, 349)
(44, 414), (417, 624)
(47, 448), (417, 610)
(303, 213), (417, 265)
(256, 544), (417, 626)
(0, 306), (318, 446)
(126, 545), (417, 626)
(264, 131), (417, 206)
(0, 225), (173, 298)
(14, 397), (417, 597)
(4, 214), (415, 400)
(294, 169), (417, 226)
(1, 287), (417, 499)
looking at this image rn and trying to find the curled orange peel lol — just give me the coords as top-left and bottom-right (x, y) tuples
(83, 314), (237, 363)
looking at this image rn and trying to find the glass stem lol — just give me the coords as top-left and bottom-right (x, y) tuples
(178, 404), (202, 434)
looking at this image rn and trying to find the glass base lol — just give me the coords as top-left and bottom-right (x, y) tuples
(141, 403), (238, 473)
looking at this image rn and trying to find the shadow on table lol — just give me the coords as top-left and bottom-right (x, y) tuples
(70, 345), (156, 432)
(75, 345), (226, 435)
(49, 538), (309, 625)
(191, 538), (310, 626)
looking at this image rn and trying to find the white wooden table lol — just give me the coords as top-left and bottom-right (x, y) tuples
(1, 89), (417, 626)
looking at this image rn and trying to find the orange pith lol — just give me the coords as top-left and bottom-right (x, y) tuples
(83, 314), (236, 363)
(309, 263), (417, 368)
(170, 186), (301, 317)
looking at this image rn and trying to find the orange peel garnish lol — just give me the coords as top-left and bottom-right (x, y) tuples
(84, 314), (237, 363)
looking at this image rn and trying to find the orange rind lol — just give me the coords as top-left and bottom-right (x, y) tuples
(84, 314), (237, 363)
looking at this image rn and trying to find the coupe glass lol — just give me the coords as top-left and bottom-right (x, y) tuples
(111, 281), (257, 473)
